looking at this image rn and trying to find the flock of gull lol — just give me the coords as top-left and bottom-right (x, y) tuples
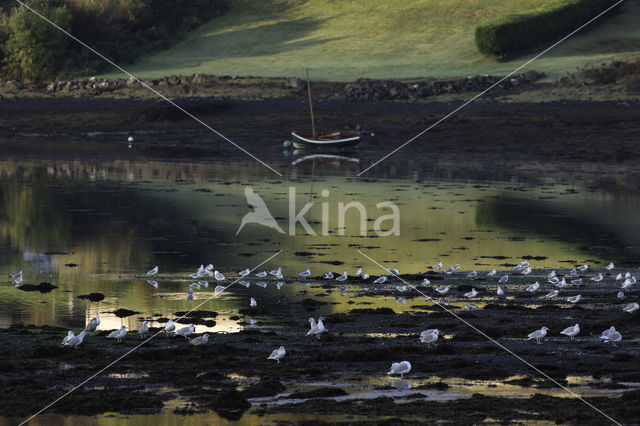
(51, 258), (636, 377)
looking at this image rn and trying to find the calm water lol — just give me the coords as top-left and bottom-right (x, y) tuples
(0, 147), (639, 424)
(0, 156), (639, 332)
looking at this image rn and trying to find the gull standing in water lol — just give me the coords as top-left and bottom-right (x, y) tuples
(487, 269), (497, 277)
(307, 318), (319, 336)
(356, 268), (362, 276)
(464, 288), (477, 298)
(420, 329), (440, 347)
(431, 261), (443, 271)
(623, 303), (639, 313)
(422, 278), (431, 286)
(63, 330), (87, 348)
(543, 290), (559, 299)
(467, 270), (478, 279)
(316, 317), (327, 336)
(617, 291), (625, 299)
(601, 327), (622, 345)
(566, 294), (581, 303)
(527, 326), (549, 344)
(189, 333), (209, 345)
(335, 272), (348, 282)
(239, 268), (250, 277)
(605, 262), (614, 270)
(174, 324), (195, 338)
(137, 321), (149, 339)
(256, 271), (267, 278)
(560, 324), (580, 340)
(164, 319), (175, 334)
(591, 273), (603, 282)
(496, 286), (504, 297)
(388, 361), (411, 378)
(270, 267), (283, 279)
(373, 276), (387, 284)
(268, 346), (286, 363)
(86, 314), (100, 333)
(435, 285), (449, 295)
(187, 288), (194, 303)
(61, 330), (75, 346)
(526, 282), (540, 293)
(323, 272), (334, 279)
(299, 269), (311, 278)
(499, 275), (509, 284)
(577, 264), (589, 272)
(250, 297), (257, 308)
(147, 266), (158, 276)
(214, 270), (226, 281)
(107, 326), (127, 343)
(600, 326), (616, 341)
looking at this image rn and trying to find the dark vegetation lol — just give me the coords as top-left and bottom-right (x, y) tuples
(0, 0), (227, 82)
(475, 0), (619, 57)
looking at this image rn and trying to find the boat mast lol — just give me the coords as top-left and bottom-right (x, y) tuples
(306, 69), (316, 139)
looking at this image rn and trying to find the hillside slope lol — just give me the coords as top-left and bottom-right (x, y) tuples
(102, 0), (640, 82)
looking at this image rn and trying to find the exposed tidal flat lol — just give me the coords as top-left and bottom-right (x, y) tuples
(0, 83), (639, 424)
(2, 268), (640, 424)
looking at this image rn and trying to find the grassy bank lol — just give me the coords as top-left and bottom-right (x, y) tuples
(100, 0), (640, 82)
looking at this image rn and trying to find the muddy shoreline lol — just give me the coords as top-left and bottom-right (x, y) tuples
(2, 269), (640, 424)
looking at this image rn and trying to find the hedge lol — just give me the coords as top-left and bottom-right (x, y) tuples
(475, 0), (620, 57)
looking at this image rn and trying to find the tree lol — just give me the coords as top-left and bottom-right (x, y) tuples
(3, 0), (71, 82)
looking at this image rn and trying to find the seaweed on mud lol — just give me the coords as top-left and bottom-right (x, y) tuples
(288, 387), (348, 399)
(242, 378), (286, 398)
(348, 308), (395, 315)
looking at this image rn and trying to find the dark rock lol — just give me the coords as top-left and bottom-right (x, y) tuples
(64, 263), (78, 267)
(627, 78), (640, 94)
(77, 293), (105, 302)
(242, 379), (286, 398)
(5, 80), (23, 90)
(112, 308), (140, 318)
(174, 310), (218, 318)
(348, 307), (395, 315)
(17, 282), (57, 293)
(288, 77), (304, 89)
(210, 389), (250, 421)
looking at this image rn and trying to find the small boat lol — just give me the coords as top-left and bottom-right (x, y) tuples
(291, 130), (360, 148)
(291, 70), (363, 149)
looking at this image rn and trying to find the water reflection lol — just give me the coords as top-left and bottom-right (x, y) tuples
(0, 159), (638, 330)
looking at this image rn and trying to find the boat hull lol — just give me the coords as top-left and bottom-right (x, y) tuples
(291, 131), (360, 148)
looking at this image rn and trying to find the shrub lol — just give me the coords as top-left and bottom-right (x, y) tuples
(0, 0), (227, 80)
(475, 0), (620, 57)
(3, 0), (71, 82)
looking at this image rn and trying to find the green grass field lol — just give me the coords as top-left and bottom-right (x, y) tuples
(101, 0), (640, 82)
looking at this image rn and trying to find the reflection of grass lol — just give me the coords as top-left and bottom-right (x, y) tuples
(101, 0), (639, 81)
(0, 186), (71, 251)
